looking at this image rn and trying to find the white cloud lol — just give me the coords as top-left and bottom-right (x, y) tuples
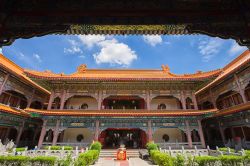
(0, 48), (2, 54)
(64, 39), (84, 58)
(142, 35), (163, 46)
(33, 54), (42, 63)
(228, 41), (247, 56)
(78, 35), (106, 48)
(93, 39), (137, 67)
(198, 38), (224, 62)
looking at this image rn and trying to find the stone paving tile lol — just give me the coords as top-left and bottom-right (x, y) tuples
(93, 158), (155, 166)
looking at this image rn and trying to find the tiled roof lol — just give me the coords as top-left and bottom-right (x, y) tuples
(0, 54), (50, 95)
(24, 67), (221, 81)
(0, 104), (30, 117)
(25, 108), (217, 117)
(196, 50), (250, 94)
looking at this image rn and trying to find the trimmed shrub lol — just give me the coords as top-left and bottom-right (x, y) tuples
(219, 147), (235, 153)
(0, 156), (56, 166)
(219, 155), (243, 166)
(58, 154), (72, 166)
(149, 150), (173, 166)
(15, 147), (26, 152)
(0, 156), (29, 166)
(195, 156), (219, 166)
(173, 154), (185, 166)
(30, 156), (57, 166)
(89, 141), (102, 152)
(74, 150), (100, 166)
(44, 146), (73, 150)
(146, 142), (158, 154)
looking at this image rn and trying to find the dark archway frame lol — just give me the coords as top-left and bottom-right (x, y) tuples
(0, 0), (250, 48)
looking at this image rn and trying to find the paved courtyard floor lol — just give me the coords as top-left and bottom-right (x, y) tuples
(93, 158), (156, 166)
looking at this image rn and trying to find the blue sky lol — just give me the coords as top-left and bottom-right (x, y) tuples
(0, 35), (247, 74)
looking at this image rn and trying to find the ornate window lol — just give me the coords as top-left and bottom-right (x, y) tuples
(81, 103), (88, 109)
(162, 134), (169, 142)
(158, 103), (166, 110)
(76, 134), (84, 142)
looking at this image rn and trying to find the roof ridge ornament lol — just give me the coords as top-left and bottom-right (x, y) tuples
(77, 64), (87, 73)
(161, 65), (170, 73)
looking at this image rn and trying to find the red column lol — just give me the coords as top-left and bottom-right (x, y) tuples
(234, 74), (247, 103)
(38, 120), (47, 148)
(98, 90), (103, 110)
(192, 94), (198, 110)
(47, 92), (54, 110)
(60, 90), (66, 110)
(0, 73), (9, 95)
(181, 91), (186, 110)
(185, 120), (192, 148)
(146, 90), (151, 110)
(52, 120), (60, 145)
(218, 121), (226, 145)
(15, 121), (25, 146)
(197, 120), (206, 148)
(147, 120), (153, 142)
(94, 120), (100, 141)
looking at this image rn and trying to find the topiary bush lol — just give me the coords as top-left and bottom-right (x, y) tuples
(146, 142), (158, 154)
(173, 154), (185, 166)
(74, 150), (100, 166)
(89, 141), (102, 152)
(15, 147), (26, 152)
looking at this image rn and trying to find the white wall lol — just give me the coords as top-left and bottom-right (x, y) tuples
(63, 128), (93, 143)
(153, 128), (183, 143)
(151, 97), (181, 110)
(65, 97), (98, 109)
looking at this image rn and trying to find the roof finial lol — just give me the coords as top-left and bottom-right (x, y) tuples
(161, 65), (170, 73)
(77, 64), (87, 73)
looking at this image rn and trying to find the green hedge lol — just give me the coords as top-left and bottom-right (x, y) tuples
(15, 148), (26, 152)
(44, 146), (73, 150)
(194, 156), (220, 166)
(74, 150), (99, 166)
(0, 156), (57, 166)
(219, 147), (235, 153)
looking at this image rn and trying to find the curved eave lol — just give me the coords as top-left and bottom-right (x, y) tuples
(196, 50), (250, 95)
(214, 102), (250, 117)
(0, 104), (30, 117)
(24, 73), (220, 82)
(25, 108), (217, 117)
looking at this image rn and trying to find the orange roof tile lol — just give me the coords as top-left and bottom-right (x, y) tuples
(25, 108), (217, 117)
(0, 104), (30, 117)
(24, 66), (221, 81)
(196, 50), (250, 94)
(0, 53), (50, 95)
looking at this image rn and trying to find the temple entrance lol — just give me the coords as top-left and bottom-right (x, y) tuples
(99, 128), (147, 149)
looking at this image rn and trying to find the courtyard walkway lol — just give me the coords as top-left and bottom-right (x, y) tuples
(93, 158), (156, 166)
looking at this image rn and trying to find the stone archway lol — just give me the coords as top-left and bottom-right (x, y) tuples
(64, 95), (98, 110)
(151, 95), (182, 110)
(153, 128), (183, 143)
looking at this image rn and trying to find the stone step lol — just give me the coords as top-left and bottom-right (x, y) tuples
(99, 149), (140, 158)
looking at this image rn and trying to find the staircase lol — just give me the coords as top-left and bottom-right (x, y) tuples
(99, 149), (141, 158)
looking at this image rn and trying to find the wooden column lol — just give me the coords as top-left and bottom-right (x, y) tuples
(52, 120), (60, 146)
(181, 91), (186, 110)
(197, 120), (206, 148)
(15, 121), (25, 146)
(27, 89), (35, 108)
(94, 120), (100, 141)
(98, 90), (103, 110)
(218, 122), (226, 145)
(47, 91), (54, 110)
(146, 90), (151, 110)
(192, 94), (198, 110)
(147, 120), (153, 142)
(234, 74), (247, 103)
(60, 90), (66, 110)
(209, 89), (217, 108)
(38, 120), (47, 148)
(32, 127), (40, 142)
(0, 73), (9, 95)
(185, 120), (192, 148)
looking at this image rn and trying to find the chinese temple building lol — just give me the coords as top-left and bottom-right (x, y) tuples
(0, 50), (250, 149)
